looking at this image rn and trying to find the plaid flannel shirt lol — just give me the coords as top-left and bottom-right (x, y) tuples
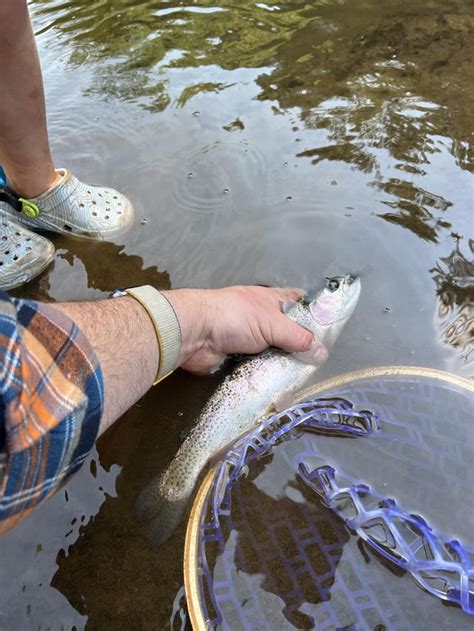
(0, 291), (103, 532)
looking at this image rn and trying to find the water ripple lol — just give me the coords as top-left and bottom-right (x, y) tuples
(166, 140), (269, 215)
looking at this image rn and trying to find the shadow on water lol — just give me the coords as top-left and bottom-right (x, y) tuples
(194, 378), (474, 629)
(206, 472), (429, 629)
(11, 237), (170, 302)
(50, 369), (223, 630)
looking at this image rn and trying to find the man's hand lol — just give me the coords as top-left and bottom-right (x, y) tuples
(163, 286), (328, 374)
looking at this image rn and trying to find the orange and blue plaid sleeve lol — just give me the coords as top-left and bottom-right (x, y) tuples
(0, 291), (103, 533)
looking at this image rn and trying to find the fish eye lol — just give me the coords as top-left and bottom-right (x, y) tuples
(325, 277), (340, 292)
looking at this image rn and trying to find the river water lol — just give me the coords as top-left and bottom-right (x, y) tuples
(1, 0), (473, 628)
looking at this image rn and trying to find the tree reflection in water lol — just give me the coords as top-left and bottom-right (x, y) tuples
(431, 239), (474, 364)
(32, 0), (472, 243)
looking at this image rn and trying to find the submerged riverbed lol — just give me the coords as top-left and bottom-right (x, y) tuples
(1, 0), (473, 628)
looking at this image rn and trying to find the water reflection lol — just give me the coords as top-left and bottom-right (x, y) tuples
(32, 0), (473, 258)
(374, 179), (452, 243)
(431, 239), (474, 364)
(50, 365), (223, 628)
(264, 10), (473, 172)
(33, 0), (473, 174)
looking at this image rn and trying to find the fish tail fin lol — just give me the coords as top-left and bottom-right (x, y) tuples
(135, 475), (190, 547)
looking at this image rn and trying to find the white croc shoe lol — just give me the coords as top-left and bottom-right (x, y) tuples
(0, 169), (134, 241)
(0, 218), (55, 290)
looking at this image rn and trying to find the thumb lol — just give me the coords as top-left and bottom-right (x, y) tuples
(271, 315), (326, 357)
(293, 336), (329, 366)
(271, 315), (328, 366)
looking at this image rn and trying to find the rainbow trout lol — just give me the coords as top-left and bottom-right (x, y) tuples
(136, 276), (361, 545)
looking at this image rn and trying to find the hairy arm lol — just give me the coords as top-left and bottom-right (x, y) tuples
(54, 296), (158, 434)
(54, 286), (327, 435)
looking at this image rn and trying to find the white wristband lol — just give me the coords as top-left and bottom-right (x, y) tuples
(113, 285), (182, 385)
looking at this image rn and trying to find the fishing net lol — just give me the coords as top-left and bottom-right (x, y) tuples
(184, 368), (474, 630)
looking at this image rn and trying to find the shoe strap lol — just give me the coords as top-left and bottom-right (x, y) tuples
(0, 185), (41, 217)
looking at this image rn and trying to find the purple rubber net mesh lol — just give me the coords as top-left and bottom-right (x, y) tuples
(297, 463), (474, 615)
(194, 381), (474, 629)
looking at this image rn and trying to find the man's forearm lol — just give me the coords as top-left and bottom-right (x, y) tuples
(53, 289), (212, 435)
(54, 296), (160, 435)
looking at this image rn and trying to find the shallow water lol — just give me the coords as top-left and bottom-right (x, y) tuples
(1, 0), (473, 628)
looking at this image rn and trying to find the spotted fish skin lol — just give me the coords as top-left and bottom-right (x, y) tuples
(135, 276), (361, 546)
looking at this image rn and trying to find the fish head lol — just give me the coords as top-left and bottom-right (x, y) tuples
(304, 275), (361, 347)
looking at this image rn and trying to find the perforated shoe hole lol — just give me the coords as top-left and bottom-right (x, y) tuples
(63, 224), (73, 232)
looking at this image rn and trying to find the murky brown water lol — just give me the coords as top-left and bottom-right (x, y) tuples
(1, 0), (473, 628)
